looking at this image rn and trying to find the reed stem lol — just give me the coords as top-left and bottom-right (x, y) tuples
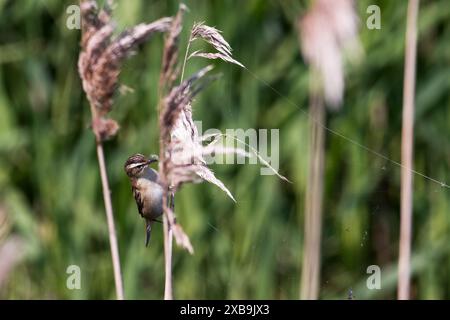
(96, 139), (124, 300)
(300, 85), (325, 300)
(163, 212), (173, 300)
(398, 0), (419, 300)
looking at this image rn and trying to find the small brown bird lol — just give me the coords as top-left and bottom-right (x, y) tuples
(124, 153), (163, 246)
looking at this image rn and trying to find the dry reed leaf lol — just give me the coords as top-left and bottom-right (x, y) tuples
(195, 167), (236, 202)
(162, 201), (193, 254)
(171, 222), (194, 254)
(203, 133), (290, 183)
(188, 51), (244, 68)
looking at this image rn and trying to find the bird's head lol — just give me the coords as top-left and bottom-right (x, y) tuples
(124, 153), (158, 178)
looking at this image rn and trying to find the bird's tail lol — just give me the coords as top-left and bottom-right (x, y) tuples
(145, 219), (152, 247)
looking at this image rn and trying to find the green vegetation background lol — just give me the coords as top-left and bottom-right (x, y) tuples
(0, 0), (449, 299)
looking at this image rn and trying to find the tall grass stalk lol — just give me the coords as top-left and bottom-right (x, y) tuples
(300, 81), (325, 300)
(95, 136), (124, 300)
(398, 0), (420, 300)
(83, 23), (124, 300)
(155, 12), (247, 298)
(78, 0), (173, 300)
(297, 0), (361, 299)
(163, 214), (173, 299)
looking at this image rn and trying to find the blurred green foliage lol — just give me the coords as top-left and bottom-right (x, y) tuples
(0, 0), (449, 299)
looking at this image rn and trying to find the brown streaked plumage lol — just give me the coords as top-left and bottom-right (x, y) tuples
(124, 154), (163, 246)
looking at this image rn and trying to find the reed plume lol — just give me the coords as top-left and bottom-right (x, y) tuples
(78, 0), (172, 300)
(157, 14), (246, 255)
(298, 0), (361, 109)
(154, 5), (248, 297)
(297, 0), (361, 300)
(187, 22), (244, 68)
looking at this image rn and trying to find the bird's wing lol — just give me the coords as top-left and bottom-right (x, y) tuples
(131, 184), (144, 218)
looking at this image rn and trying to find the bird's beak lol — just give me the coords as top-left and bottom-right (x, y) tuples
(146, 155), (159, 165)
